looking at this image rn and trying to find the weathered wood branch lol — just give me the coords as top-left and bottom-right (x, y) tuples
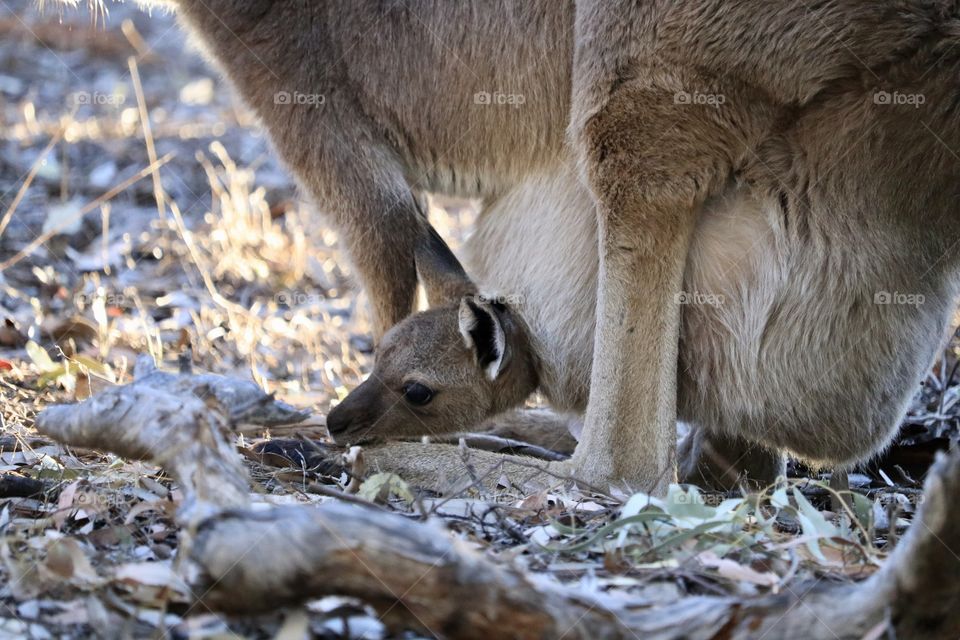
(187, 450), (960, 639)
(34, 358), (960, 638)
(36, 356), (255, 522)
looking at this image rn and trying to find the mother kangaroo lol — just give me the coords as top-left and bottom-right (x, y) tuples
(136, 1), (960, 492)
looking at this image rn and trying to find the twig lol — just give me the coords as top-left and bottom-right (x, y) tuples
(301, 481), (388, 511)
(167, 200), (248, 316)
(0, 153), (174, 271)
(0, 129), (64, 239)
(128, 56), (165, 221)
(490, 455), (618, 501)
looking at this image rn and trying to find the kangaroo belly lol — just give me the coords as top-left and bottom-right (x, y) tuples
(678, 188), (952, 466)
(465, 162), (598, 412)
(467, 166), (953, 467)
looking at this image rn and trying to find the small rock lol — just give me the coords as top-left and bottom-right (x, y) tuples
(88, 162), (117, 190)
(16, 600), (40, 620)
(180, 77), (214, 106)
(0, 74), (24, 95)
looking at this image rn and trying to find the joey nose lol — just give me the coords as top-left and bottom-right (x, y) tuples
(326, 379), (385, 443)
(325, 404), (353, 441)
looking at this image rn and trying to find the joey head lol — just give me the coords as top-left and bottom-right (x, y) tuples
(326, 298), (538, 444)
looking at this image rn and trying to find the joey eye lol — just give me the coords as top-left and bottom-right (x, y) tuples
(402, 382), (434, 406)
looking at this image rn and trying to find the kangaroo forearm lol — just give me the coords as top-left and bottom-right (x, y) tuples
(173, 1), (425, 334)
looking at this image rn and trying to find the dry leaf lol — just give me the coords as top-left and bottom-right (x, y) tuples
(113, 561), (183, 588)
(44, 538), (101, 586)
(697, 551), (778, 588)
(123, 499), (172, 525)
(54, 481), (81, 530)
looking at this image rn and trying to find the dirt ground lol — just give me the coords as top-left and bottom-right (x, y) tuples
(0, 2), (958, 638)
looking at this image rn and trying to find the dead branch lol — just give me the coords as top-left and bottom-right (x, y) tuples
(186, 450), (960, 639)
(36, 357), (254, 523)
(134, 354), (309, 427)
(433, 432), (569, 461)
(33, 358), (960, 638)
(0, 473), (51, 499)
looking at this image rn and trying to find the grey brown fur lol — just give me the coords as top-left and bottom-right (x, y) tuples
(87, 1), (960, 492)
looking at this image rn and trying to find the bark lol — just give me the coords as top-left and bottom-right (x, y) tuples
(34, 357), (960, 639)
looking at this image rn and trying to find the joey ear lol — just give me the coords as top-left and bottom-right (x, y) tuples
(458, 297), (509, 380)
(416, 224), (477, 305)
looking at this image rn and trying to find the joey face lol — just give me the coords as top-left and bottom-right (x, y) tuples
(326, 298), (537, 444)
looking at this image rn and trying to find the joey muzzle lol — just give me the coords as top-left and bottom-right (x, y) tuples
(325, 378), (390, 444)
